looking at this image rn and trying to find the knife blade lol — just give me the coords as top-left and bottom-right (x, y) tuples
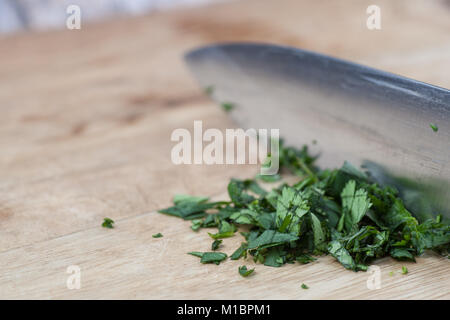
(184, 43), (450, 219)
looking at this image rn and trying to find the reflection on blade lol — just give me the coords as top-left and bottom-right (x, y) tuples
(185, 43), (450, 218)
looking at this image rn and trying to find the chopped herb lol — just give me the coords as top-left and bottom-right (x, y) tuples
(102, 218), (114, 229)
(402, 266), (408, 275)
(188, 252), (227, 265)
(221, 102), (235, 112)
(152, 233), (163, 238)
(296, 254), (317, 264)
(208, 221), (236, 239)
(390, 248), (415, 261)
(188, 251), (204, 258)
(208, 231), (235, 239)
(191, 219), (203, 231)
(389, 271), (394, 276)
(158, 194), (225, 220)
(238, 265), (255, 277)
(230, 243), (248, 260)
(212, 239), (223, 251)
(301, 283), (309, 289)
(430, 123), (438, 132)
(159, 140), (450, 273)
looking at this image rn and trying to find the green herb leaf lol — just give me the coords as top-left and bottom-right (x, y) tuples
(208, 220), (237, 239)
(152, 233), (163, 238)
(328, 239), (356, 271)
(158, 195), (224, 220)
(221, 102), (235, 112)
(310, 213), (327, 252)
(227, 179), (255, 207)
(340, 180), (372, 233)
(211, 239), (222, 251)
(188, 252), (228, 265)
(390, 248), (415, 261)
(238, 265), (255, 277)
(296, 254), (317, 264)
(430, 123), (438, 132)
(191, 219), (204, 231)
(102, 218), (114, 229)
(230, 243), (248, 260)
(276, 187), (309, 234)
(247, 230), (298, 250)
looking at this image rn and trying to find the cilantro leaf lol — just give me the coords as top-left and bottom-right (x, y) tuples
(276, 187), (309, 234)
(328, 239), (357, 271)
(230, 243), (248, 260)
(158, 195), (224, 220)
(102, 218), (114, 229)
(339, 180), (372, 233)
(390, 248), (415, 261)
(227, 179), (255, 207)
(310, 213), (327, 252)
(173, 194), (209, 205)
(247, 230), (298, 250)
(208, 220), (236, 239)
(238, 265), (255, 277)
(263, 247), (286, 267)
(188, 252), (228, 265)
(402, 266), (408, 274)
(221, 102), (235, 112)
(211, 239), (222, 251)
(296, 254), (317, 264)
(430, 123), (438, 132)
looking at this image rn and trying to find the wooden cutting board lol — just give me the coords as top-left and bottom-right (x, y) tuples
(0, 0), (449, 299)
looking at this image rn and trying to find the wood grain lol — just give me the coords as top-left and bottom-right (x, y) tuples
(1, 202), (449, 299)
(0, 0), (449, 299)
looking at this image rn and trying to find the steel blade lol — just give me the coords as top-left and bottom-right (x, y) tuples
(185, 43), (450, 219)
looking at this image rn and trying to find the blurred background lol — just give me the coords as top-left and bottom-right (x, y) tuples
(0, 0), (224, 33)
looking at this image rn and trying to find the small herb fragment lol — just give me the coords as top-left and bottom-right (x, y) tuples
(212, 239), (223, 251)
(208, 220), (236, 239)
(402, 266), (408, 275)
(296, 254), (317, 264)
(152, 233), (163, 238)
(430, 123), (438, 132)
(238, 265), (255, 277)
(221, 102), (235, 112)
(301, 283), (309, 289)
(230, 243), (248, 260)
(188, 252), (227, 265)
(102, 218), (114, 229)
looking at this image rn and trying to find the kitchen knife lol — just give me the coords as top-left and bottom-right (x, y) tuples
(184, 43), (450, 219)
